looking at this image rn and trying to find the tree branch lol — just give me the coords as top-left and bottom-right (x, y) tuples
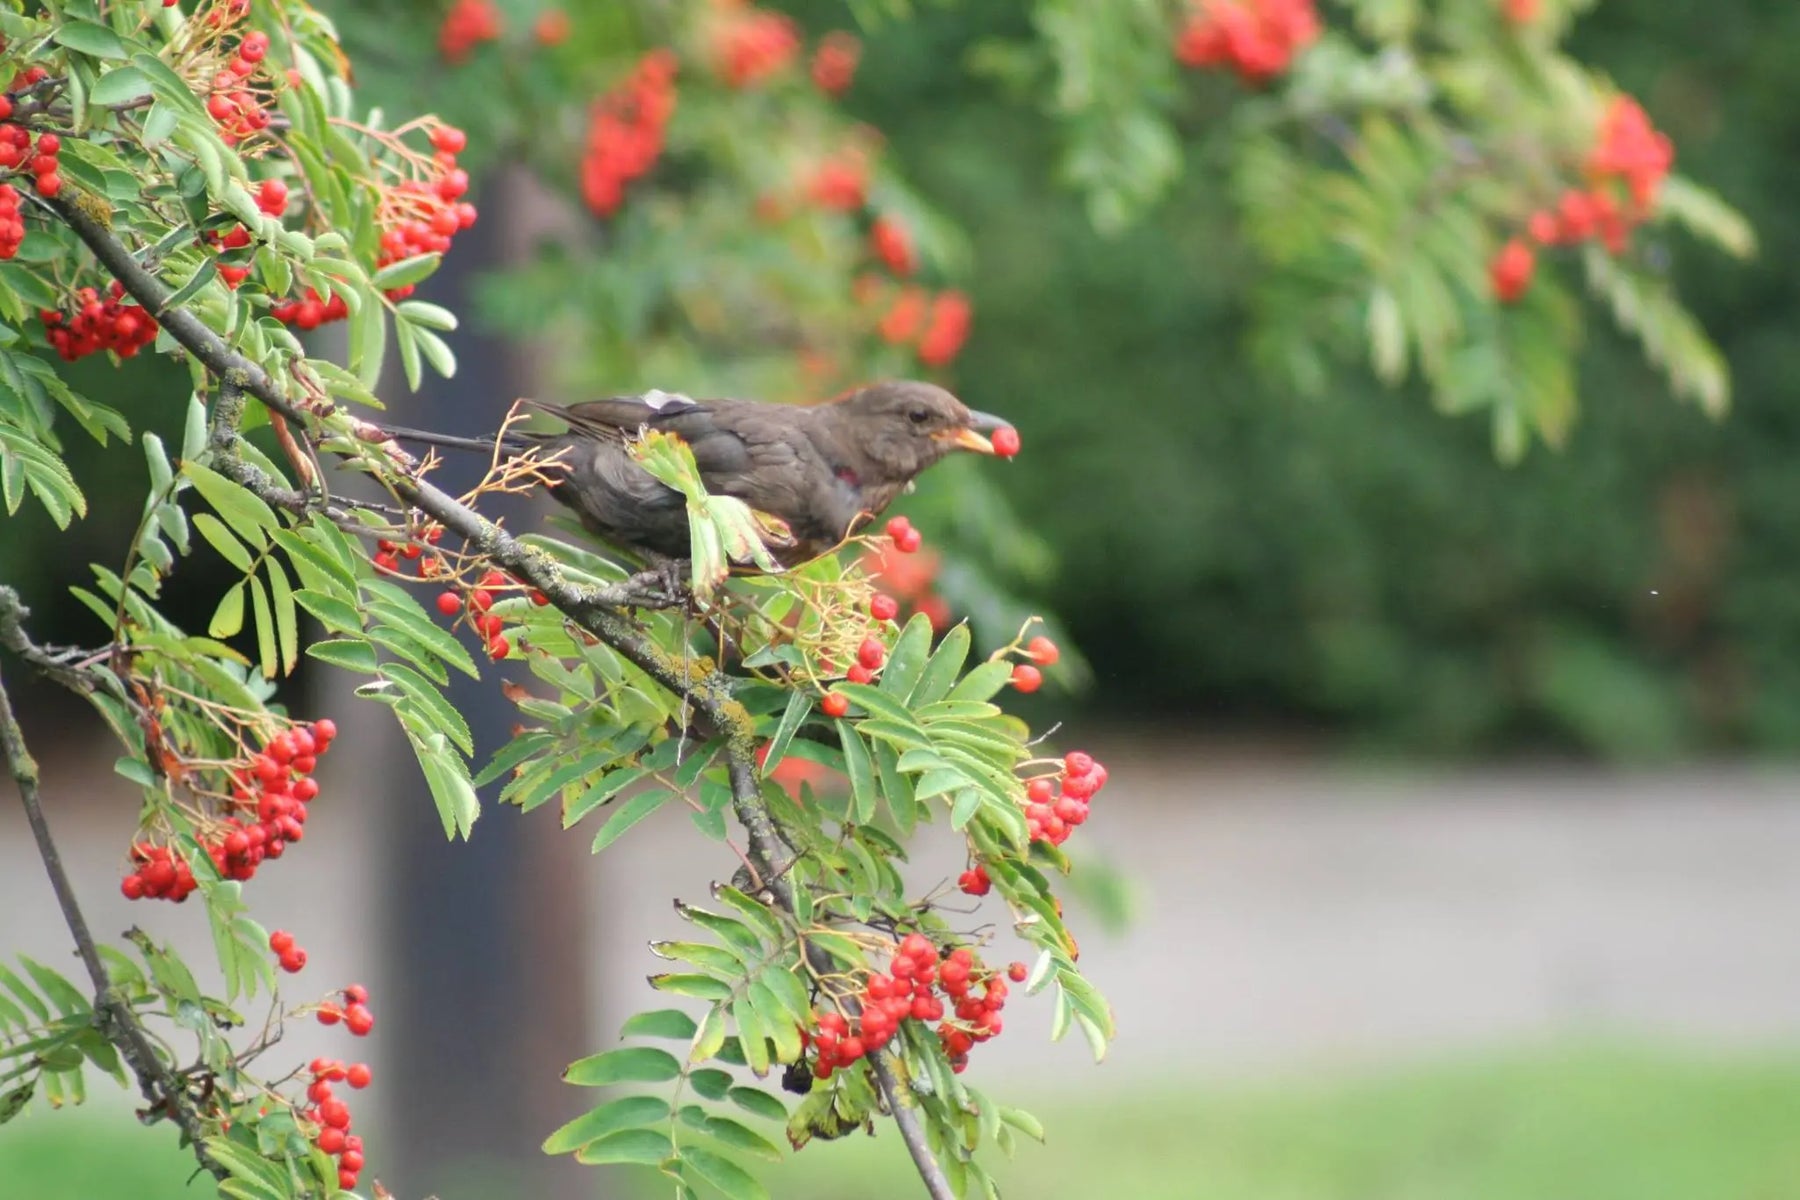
(0, 623), (227, 1180)
(46, 191), (959, 1200)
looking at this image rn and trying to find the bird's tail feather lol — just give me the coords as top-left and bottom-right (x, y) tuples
(374, 424), (522, 455)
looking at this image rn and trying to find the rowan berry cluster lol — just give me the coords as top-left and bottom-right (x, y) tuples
(121, 720), (339, 903)
(297, 994), (375, 1191)
(434, 567), (546, 661)
(1491, 96), (1675, 304)
(38, 284), (159, 361)
(869, 216), (916, 277)
(205, 29), (273, 145)
(707, 1), (801, 89)
(580, 51), (678, 218)
(440, 0), (502, 64)
(0, 120), (61, 198)
(1021, 750), (1106, 846)
(807, 937), (1019, 1078)
(1008, 634), (1058, 695)
(0, 184), (23, 260)
(860, 518), (952, 632)
(374, 124), (477, 298)
(1175, 0), (1321, 83)
(873, 285), (974, 368)
(806, 149), (869, 212)
(810, 32), (861, 96)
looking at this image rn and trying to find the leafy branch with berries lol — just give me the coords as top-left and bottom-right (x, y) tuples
(0, 3), (1751, 1200)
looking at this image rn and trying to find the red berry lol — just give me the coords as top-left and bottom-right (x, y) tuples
(1063, 751), (1095, 777)
(318, 1005), (342, 1026)
(899, 933), (932, 962)
(487, 635), (510, 660)
(338, 1170), (359, 1190)
(120, 874), (144, 900)
(312, 718), (338, 743)
(34, 173), (60, 197)
(846, 664), (874, 685)
(280, 948), (307, 973)
(344, 984), (369, 1005)
(1007, 961), (1028, 982)
(1490, 237), (1536, 303)
(1026, 635), (1060, 665)
(340, 1149), (365, 1172)
(895, 527), (923, 554)
(857, 637), (886, 670)
(432, 126), (468, 155)
(1010, 664), (1043, 693)
(35, 133), (59, 155)
(269, 929), (295, 953)
(870, 594), (900, 622)
(990, 426), (1021, 458)
(821, 691), (851, 719)
(432, 591), (461, 616)
(346, 1062), (372, 1089)
(319, 1098), (351, 1129)
(307, 1079), (334, 1104)
(317, 1126), (346, 1154)
(344, 1004), (374, 1036)
(884, 516), (912, 541)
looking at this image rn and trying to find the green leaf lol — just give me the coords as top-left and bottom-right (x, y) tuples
(835, 721), (877, 825)
(0, 1082), (33, 1125)
(759, 690), (810, 778)
(372, 254), (443, 291)
(618, 1008), (698, 1040)
(682, 1145), (771, 1200)
(949, 660), (1015, 703)
(562, 766), (650, 828)
(832, 684), (923, 729)
(307, 637), (378, 673)
(880, 614), (934, 699)
(999, 1105), (1045, 1142)
(293, 588), (363, 635)
(183, 462), (277, 542)
(699, 1113), (784, 1162)
(592, 787), (673, 853)
(689, 1068), (734, 1100)
(564, 1046), (681, 1086)
(728, 1086), (788, 1123)
(192, 512), (252, 570)
(731, 994), (772, 1077)
(543, 1095), (671, 1155)
(89, 65), (154, 106)
(411, 732), (480, 840)
(690, 1004), (728, 1063)
(912, 623), (971, 706)
(575, 1127), (673, 1167)
(651, 973), (733, 1001)
(249, 575), (277, 678)
(209, 582), (246, 638)
(53, 20), (128, 58)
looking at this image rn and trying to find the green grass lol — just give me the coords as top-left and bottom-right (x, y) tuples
(6, 1044), (1800, 1199)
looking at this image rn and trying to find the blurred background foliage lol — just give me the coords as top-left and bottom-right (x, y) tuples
(6, 0), (1795, 760)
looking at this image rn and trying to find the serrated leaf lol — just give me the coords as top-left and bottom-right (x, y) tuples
(183, 461), (277, 542)
(591, 787), (672, 852)
(53, 20), (127, 58)
(575, 1127), (674, 1166)
(880, 615), (933, 698)
(651, 973), (734, 1001)
(691, 1004), (729, 1063)
(728, 1086), (787, 1123)
(759, 690), (810, 778)
(564, 1046), (681, 1086)
(701, 1113), (784, 1162)
(835, 720), (877, 825)
(618, 1008), (698, 1041)
(209, 582), (246, 638)
(682, 1145), (771, 1200)
(543, 1095), (671, 1155)
(307, 637), (378, 673)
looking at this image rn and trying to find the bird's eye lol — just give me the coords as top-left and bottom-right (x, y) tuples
(908, 407), (932, 425)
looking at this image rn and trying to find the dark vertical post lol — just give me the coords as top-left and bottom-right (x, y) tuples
(377, 169), (596, 1200)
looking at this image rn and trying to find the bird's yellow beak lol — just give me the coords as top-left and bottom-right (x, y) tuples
(937, 426), (997, 455)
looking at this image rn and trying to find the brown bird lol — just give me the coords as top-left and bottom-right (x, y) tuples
(381, 380), (1007, 568)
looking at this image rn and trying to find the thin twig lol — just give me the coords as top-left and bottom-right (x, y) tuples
(0, 642), (227, 1180)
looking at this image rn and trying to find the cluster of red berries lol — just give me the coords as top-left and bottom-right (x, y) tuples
(440, 0), (501, 64)
(1175, 0), (1321, 84)
(433, 568), (545, 661)
(375, 125), (476, 297)
(956, 863), (991, 895)
(268, 929), (308, 973)
(1021, 750), (1106, 847)
(38, 284), (159, 361)
(210, 180), (288, 289)
(707, 1), (800, 89)
(581, 50), (678, 218)
(806, 937), (1023, 1078)
(873, 286), (974, 368)
(1491, 96), (1674, 304)
(206, 30), (273, 145)
(269, 287), (350, 328)
(313, 982), (377, 1037)
(810, 31), (861, 96)
(1008, 634), (1057, 694)
(0, 117), (61, 196)
(121, 721), (339, 904)
(299, 1033), (373, 1189)
(869, 216), (916, 277)
(861, 516), (954, 632)
(0, 184), (22, 260)
(806, 149), (869, 212)
(822, 626), (891, 715)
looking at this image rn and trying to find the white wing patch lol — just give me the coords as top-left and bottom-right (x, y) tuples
(641, 389), (697, 412)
